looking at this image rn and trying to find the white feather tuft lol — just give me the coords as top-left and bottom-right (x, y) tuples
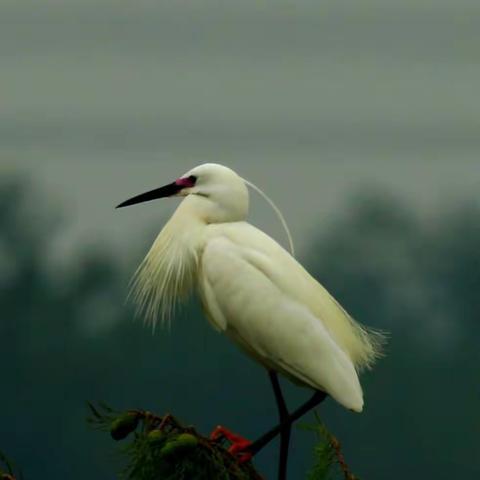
(343, 314), (388, 371)
(316, 289), (388, 371)
(128, 218), (198, 330)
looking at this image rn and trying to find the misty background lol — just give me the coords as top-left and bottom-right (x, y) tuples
(1, 1), (479, 479)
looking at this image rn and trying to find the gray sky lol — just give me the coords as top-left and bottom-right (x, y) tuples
(2, 0), (479, 265)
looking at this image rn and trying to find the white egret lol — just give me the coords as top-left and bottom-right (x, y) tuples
(116, 163), (384, 473)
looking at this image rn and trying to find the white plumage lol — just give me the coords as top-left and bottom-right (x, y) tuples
(122, 163), (384, 413)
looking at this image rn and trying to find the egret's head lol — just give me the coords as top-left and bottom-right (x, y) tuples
(116, 163), (249, 223)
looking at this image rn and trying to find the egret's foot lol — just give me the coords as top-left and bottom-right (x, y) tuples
(210, 425), (253, 463)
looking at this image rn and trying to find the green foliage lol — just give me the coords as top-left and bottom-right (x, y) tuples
(305, 426), (336, 480)
(0, 451), (19, 480)
(303, 413), (358, 480)
(87, 403), (262, 480)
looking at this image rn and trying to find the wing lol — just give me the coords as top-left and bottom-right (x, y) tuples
(203, 222), (384, 370)
(198, 227), (364, 412)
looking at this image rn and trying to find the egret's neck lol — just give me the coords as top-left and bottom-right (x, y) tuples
(176, 191), (249, 225)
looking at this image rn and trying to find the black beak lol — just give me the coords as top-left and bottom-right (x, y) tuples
(116, 182), (182, 208)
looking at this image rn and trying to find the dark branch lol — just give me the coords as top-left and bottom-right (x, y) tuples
(248, 390), (328, 456)
(269, 371), (291, 480)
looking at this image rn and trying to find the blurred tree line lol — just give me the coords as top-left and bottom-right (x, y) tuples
(0, 177), (478, 479)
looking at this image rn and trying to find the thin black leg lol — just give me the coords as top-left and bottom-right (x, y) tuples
(269, 371), (291, 480)
(248, 390), (327, 456)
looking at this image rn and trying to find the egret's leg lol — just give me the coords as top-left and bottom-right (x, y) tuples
(248, 390), (327, 456)
(269, 371), (291, 480)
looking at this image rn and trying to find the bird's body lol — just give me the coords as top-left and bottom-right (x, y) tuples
(199, 221), (366, 411)
(119, 163), (384, 414)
